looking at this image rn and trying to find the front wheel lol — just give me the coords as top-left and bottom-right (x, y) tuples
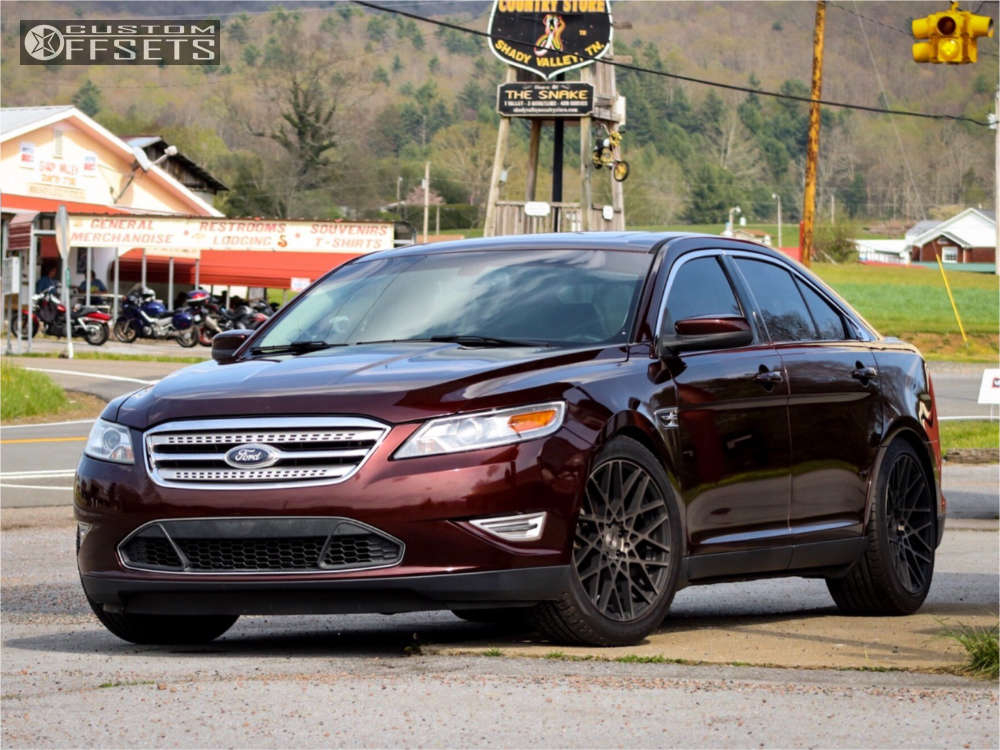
(612, 160), (630, 182)
(10, 313), (38, 338)
(84, 322), (109, 346)
(175, 327), (198, 348)
(826, 439), (936, 615)
(113, 319), (137, 343)
(534, 436), (682, 646)
(86, 595), (238, 644)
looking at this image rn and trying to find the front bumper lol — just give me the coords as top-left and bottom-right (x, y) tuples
(81, 565), (571, 615)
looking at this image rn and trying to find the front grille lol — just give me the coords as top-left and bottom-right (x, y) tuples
(119, 517), (404, 573)
(144, 417), (388, 488)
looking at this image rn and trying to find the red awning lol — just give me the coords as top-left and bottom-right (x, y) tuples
(0, 194), (138, 215)
(117, 249), (359, 289)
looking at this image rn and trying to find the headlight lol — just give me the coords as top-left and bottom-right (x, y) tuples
(394, 401), (566, 459)
(84, 419), (135, 464)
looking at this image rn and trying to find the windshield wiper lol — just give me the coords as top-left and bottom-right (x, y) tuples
(353, 335), (549, 347)
(250, 340), (344, 355)
(428, 335), (551, 347)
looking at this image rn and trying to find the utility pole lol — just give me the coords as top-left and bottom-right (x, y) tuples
(422, 161), (430, 243)
(772, 193), (782, 249)
(801, 0), (826, 267)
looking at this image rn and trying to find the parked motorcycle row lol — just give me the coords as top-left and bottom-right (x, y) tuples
(10, 286), (276, 348)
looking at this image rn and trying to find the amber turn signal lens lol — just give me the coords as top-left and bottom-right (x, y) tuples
(508, 408), (559, 434)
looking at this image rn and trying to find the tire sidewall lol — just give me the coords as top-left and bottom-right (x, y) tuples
(564, 435), (683, 644)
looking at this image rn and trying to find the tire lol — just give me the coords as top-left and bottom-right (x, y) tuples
(85, 594), (238, 645)
(451, 607), (535, 626)
(10, 313), (38, 338)
(113, 319), (137, 343)
(198, 325), (215, 347)
(84, 322), (109, 346)
(533, 436), (682, 646)
(175, 327), (198, 348)
(612, 160), (630, 182)
(826, 439), (936, 615)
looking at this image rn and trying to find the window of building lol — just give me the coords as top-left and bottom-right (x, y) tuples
(941, 246), (958, 263)
(53, 129), (64, 159)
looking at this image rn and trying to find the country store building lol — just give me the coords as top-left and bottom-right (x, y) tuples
(1, 105), (403, 338)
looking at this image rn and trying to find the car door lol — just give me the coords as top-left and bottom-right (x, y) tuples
(731, 256), (881, 543)
(657, 252), (792, 562)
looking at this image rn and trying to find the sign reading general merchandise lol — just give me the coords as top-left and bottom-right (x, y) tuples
(497, 82), (594, 117)
(487, 0), (612, 80)
(67, 216), (395, 257)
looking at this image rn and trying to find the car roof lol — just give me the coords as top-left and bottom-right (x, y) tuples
(369, 231), (713, 260)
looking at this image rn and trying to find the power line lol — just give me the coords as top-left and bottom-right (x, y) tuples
(354, 0), (992, 127)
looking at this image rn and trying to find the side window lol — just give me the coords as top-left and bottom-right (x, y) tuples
(663, 257), (742, 333)
(797, 280), (848, 340)
(734, 258), (816, 342)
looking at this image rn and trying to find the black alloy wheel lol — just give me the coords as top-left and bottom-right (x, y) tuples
(574, 459), (672, 622)
(534, 436), (681, 645)
(883, 451), (936, 596)
(827, 439), (936, 615)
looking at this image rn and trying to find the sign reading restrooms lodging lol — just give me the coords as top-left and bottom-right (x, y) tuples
(487, 0), (613, 80)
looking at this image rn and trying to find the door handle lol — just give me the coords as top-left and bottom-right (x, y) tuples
(851, 364), (878, 383)
(754, 369), (783, 386)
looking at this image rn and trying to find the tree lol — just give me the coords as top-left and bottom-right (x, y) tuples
(72, 79), (101, 117)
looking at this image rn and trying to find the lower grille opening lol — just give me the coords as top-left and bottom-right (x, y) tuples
(119, 518), (404, 573)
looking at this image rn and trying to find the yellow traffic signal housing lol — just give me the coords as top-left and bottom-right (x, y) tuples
(913, 2), (994, 63)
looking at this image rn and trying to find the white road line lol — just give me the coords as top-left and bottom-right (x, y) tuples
(0, 484), (73, 490)
(0, 470), (76, 479)
(22, 367), (158, 385)
(939, 415), (999, 421)
(1, 418), (97, 430)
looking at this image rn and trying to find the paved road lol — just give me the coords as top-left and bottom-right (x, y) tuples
(1, 516), (996, 748)
(927, 362), (997, 420)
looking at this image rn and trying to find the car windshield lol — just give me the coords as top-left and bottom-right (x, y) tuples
(253, 249), (652, 351)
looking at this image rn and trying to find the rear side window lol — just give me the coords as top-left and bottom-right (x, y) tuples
(663, 257), (741, 333)
(797, 280), (848, 340)
(734, 258), (816, 342)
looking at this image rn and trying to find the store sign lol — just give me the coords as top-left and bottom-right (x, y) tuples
(487, 0), (613, 80)
(67, 215), (395, 256)
(497, 82), (593, 117)
(20, 20), (219, 65)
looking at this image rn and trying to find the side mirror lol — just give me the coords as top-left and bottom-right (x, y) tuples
(211, 329), (253, 363)
(657, 316), (753, 357)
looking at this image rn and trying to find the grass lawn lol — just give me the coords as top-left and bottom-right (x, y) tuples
(15, 351), (204, 364)
(1, 362), (69, 420)
(939, 420), (999, 452)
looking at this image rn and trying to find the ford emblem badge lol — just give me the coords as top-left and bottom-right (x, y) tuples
(224, 443), (280, 469)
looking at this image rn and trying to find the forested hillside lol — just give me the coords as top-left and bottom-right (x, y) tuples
(2, 1), (996, 227)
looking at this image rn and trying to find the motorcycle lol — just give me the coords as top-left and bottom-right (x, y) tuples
(10, 287), (111, 346)
(196, 293), (272, 346)
(112, 286), (198, 348)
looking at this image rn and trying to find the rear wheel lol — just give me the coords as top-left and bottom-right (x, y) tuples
(826, 439), (936, 615)
(84, 322), (109, 346)
(534, 436), (681, 646)
(86, 594), (238, 645)
(113, 319), (137, 343)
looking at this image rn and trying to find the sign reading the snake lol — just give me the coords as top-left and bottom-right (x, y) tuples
(487, 0), (613, 80)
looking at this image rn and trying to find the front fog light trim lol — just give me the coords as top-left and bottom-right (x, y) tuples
(470, 512), (547, 542)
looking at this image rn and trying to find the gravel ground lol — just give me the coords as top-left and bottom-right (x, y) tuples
(2, 517), (997, 748)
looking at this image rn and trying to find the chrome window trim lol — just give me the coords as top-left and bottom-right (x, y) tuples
(655, 247), (874, 346)
(116, 515), (405, 576)
(143, 416), (390, 490)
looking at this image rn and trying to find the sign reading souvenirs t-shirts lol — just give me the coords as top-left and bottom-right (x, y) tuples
(487, 0), (613, 80)
(497, 82), (594, 117)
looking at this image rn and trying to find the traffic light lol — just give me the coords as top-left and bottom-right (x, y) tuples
(912, 2), (994, 63)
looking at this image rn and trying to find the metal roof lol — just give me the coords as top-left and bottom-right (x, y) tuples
(0, 105), (74, 136)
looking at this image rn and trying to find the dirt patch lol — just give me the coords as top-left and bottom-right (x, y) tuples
(944, 448), (1000, 464)
(2, 390), (106, 426)
(1, 506), (76, 531)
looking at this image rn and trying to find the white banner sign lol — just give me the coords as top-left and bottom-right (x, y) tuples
(67, 215), (395, 258)
(977, 368), (1000, 405)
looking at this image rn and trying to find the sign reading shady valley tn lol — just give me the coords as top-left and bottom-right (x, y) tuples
(497, 82), (593, 116)
(487, 0), (612, 80)
(67, 216), (394, 257)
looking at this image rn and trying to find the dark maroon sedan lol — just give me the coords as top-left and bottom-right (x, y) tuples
(75, 233), (944, 646)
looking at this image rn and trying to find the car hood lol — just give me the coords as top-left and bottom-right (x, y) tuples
(114, 342), (625, 429)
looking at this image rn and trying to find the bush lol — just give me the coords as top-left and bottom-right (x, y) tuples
(813, 222), (859, 263)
